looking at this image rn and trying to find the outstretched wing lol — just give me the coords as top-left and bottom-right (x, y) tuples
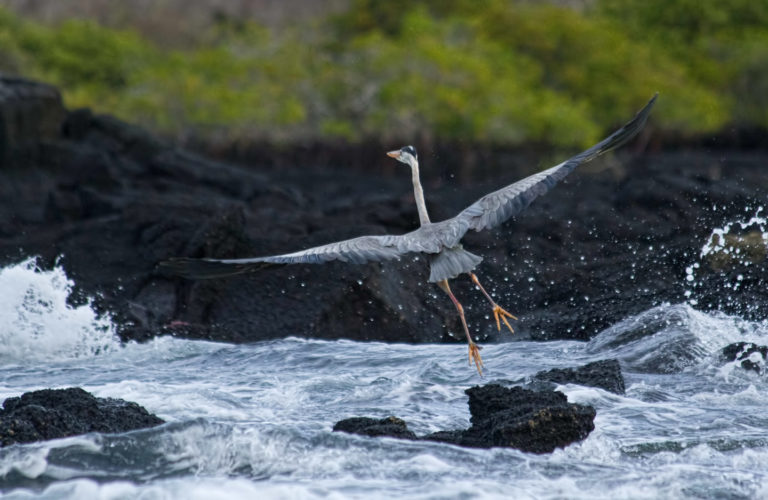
(448, 94), (657, 235)
(158, 234), (411, 279)
(160, 94), (657, 280)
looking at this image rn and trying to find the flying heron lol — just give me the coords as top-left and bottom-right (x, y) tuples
(160, 95), (657, 375)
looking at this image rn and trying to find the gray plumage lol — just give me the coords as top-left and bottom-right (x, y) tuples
(429, 246), (483, 283)
(159, 94), (657, 281)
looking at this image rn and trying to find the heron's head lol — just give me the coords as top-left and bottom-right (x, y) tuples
(387, 145), (418, 167)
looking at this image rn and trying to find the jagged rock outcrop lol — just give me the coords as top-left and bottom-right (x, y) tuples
(0, 76), (65, 168)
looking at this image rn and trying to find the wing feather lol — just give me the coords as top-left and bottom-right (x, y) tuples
(160, 95), (657, 280)
(158, 234), (411, 279)
(453, 94), (657, 235)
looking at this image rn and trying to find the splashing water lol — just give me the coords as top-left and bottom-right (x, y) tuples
(587, 303), (768, 373)
(0, 258), (120, 362)
(700, 206), (768, 259)
(685, 207), (768, 306)
(0, 261), (767, 498)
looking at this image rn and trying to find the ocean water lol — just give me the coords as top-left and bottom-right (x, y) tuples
(1, 228), (767, 499)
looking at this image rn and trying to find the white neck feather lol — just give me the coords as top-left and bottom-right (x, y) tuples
(410, 159), (431, 226)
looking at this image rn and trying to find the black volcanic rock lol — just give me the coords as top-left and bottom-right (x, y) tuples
(1, 76), (768, 344)
(0, 388), (164, 447)
(719, 342), (768, 374)
(334, 384), (596, 453)
(333, 416), (417, 439)
(534, 359), (625, 394)
(428, 384), (596, 453)
(0, 76), (65, 168)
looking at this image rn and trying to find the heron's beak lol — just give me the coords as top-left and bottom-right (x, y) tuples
(386, 150), (400, 159)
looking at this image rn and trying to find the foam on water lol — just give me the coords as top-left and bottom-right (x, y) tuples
(587, 303), (768, 373)
(1, 313), (766, 499)
(0, 258), (120, 362)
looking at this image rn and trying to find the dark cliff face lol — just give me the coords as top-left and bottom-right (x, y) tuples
(1, 76), (767, 344)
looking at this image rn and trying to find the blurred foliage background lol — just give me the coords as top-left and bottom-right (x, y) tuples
(0, 0), (766, 149)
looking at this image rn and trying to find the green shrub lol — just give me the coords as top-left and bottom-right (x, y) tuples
(324, 9), (599, 145)
(0, 1), (765, 147)
(597, 0), (768, 128)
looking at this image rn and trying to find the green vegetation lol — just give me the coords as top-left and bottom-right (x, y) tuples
(0, 0), (765, 147)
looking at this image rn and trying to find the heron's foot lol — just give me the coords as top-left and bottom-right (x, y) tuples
(492, 304), (517, 333)
(469, 342), (484, 376)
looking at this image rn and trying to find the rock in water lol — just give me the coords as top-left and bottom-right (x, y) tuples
(719, 342), (768, 374)
(437, 384), (596, 453)
(534, 359), (626, 394)
(333, 384), (596, 453)
(333, 416), (417, 439)
(0, 387), (164, 447)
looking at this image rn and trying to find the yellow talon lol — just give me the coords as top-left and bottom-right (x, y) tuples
(468, 342), (484, 376)
(492, 304), (517, 334)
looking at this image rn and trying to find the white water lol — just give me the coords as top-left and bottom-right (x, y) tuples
(0, 258), (119, 361)
(0, 259), (767, 499)
(685, 206), (768, 308)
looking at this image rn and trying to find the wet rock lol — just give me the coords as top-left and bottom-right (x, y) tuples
(719, 342), (768, 374)
(0, 388), (164, 447)
(334, 384), (596, 453)
(431, 384), (597, 453)
(333, 416), (417, 440)
(534, 359), (625, 395)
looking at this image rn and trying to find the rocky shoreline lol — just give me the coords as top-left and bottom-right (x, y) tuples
(1, 77), (767, 345)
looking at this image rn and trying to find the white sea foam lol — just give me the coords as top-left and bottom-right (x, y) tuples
(3, 477), (358, 500)
(1, 327), (767, 499)
(0, 258), (120, 362)
(587, 303), (767, 373)
(0, 445), (50, 479)
(0, 259), (767, 499)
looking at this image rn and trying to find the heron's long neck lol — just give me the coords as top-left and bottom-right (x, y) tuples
(411, 161), (431, 225)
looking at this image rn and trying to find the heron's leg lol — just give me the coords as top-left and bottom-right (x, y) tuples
(437, 279), (483, 376)
(469, 273), (517, 333)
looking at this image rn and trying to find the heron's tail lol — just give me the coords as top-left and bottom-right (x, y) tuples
(157, 257), (280, 279)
